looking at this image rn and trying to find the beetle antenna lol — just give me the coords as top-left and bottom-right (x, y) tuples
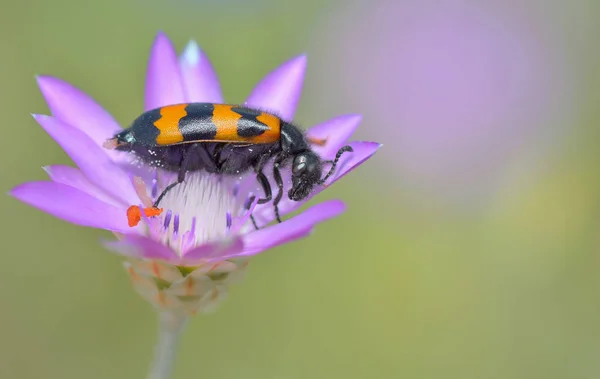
(318, 145), (353, 185)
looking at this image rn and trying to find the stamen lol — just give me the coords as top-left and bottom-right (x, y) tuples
(244, 194), (255, 210)
(139, 204), (151, 227)
(126, 205), (163, 227)
(190, 217), (197, 236)
(232, 182), (240, 197)
(173, 214), (180, 236)
(163, 210), (172, 230)
(231, 196), (258, 234)
(154, 172), (243, 254)
(226, 212), (232, 229)
(152, 170), (158, 199)
(132, 176), (153, 208)
(180, 218), (197, 255)
(126, 206), (141, 227)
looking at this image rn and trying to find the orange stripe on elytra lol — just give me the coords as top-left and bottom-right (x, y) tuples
(212, 104), (242, 140)
(212, 105), (280, 144)
(154, 104), (187, 145)
(253, 112), (281, 143)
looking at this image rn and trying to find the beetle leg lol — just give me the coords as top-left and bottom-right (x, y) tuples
(251, 156), (274, 205)
(213, 144), (226, 171)
(153, 148), (193, 207)
(255, 170), (273, 204)
(153, 180), (181, 208)
(153, 167), (188, 208)
(244, 192), (260, 230)
(250, 214), (259, 230)
(248, 166), (282, 227)
(272, 160), (284, 223)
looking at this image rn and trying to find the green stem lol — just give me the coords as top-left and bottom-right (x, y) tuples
(146, 312), (188, 379)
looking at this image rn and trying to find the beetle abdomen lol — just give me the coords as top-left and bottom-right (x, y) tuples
(128, 103), (282, 147)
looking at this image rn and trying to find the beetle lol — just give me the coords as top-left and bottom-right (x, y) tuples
(104, 103), (353, 228)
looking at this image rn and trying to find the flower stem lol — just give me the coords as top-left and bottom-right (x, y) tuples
(147, 312), (188, 379)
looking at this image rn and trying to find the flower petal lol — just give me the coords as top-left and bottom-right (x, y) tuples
(236, 199), (346, 258)
(9, 181), (132, 233)
(255, 141), (381, 223)
(244, 55), (306, 121)
(179, 40), (224, 103)
(306, 114), (362, 158)
(181, 237), (245, 265)
(33, 114), (138, 205)
(102, 235), (179, 262)
(145, 31), (186, 111)
(319, 141), (382, 186)
(36, 76), (122, 149)
(43, 165), (121, 206)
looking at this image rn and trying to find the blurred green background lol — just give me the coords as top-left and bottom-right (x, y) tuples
(2, 0), (600, 378)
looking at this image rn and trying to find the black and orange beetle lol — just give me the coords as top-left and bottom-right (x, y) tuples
(104, 103), (353, 227)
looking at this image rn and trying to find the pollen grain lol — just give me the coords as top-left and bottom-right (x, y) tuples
(126, 205), (163, 227)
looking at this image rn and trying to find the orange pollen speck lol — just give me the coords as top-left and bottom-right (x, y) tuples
(126, 205), (163, 227)
(306, 136), (328, 146)
(102, 138), (119, 150)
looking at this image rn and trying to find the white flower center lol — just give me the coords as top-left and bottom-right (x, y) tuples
(151, 172), (247, 254)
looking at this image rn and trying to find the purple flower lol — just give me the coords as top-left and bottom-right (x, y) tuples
(9, 32), (380, 314)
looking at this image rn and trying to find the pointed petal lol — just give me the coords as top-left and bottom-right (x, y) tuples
(9, 181), (132, 233)
(318, 141), (382, 186)
(43, 165), (121, 206)
(306, 114), (362, 158)
(179, 40), (223, 103)
(145, 31), (186, 110)
(235, 200), (346, 258)
(181, 237), (245, 265)
(244, 55), (306, 121)
(36, 76), (122, 149)
(255, 141), (381, 223)
(33, 114), (138, 205)
(102, 235), (179, 262)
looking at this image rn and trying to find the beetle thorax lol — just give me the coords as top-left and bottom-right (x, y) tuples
(280, 122), (308, 154)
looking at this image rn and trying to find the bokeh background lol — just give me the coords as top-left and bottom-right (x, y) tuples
(1, 0), (600, 378)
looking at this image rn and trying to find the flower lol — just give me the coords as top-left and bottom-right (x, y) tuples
(9, 31), (380, 315)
